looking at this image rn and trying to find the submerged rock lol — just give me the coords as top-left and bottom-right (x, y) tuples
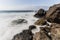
(12, 30), (33, 40)
(34, 9), (46, 18)
(46, 4), (60, 24)
(11, 19), (27, 25)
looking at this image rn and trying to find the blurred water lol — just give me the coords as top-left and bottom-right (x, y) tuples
(0, 12), (39, 40)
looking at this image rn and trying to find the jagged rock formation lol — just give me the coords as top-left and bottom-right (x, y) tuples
(34, 9), (46, 18)
(33, 27), (51, 40)
(12, 25), (36, 40)
(50, 23), (60, 40)
(46, 4), (60, 24)
(12, 4), (60, 40)
(33, 4), (60, 40)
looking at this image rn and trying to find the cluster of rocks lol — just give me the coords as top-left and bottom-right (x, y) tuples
(33, 4), (60, 40)
(12, 4), (60, 40)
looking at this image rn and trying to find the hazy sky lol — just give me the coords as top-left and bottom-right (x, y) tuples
(0, 0), (60, 10)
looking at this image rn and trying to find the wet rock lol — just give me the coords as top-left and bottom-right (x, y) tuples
(12, 30), (33, 40)
(11, 19), (27, 25)
(34, 9), (46, 18)
(34, 18), (47, 25)
(29, 25), (36, 30)
(46, 4), (60, 24)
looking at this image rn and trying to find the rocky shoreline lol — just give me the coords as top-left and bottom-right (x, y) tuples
(12, 4), (60, 40)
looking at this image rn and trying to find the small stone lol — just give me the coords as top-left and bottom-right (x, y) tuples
(29, 25), (36, 30)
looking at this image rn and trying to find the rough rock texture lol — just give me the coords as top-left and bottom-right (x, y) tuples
(51, 27), (60, 40)
(12, 30), (33, 40)
(50, 23), (60, 40)
(34, 9), (46, 18)
(33, 32), (40, 40)
(11, 19), (27, 25)
(50, 23), (60, 28)
(46, 4), (60, 24)
(34, 18), (47, 25)
(33, 27), (51, 40)
(12, 4), (60, 40)
(33, 4), (60, 40)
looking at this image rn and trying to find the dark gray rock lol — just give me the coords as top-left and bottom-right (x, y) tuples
(34, 9), (46, 18)
(29, 25), (36, 30)
(12, 30), (33, 40)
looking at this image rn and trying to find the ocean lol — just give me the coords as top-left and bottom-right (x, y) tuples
(0, 12), (40, 40)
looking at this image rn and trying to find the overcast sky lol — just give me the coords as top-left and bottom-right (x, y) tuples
(0, 0), (60, 10)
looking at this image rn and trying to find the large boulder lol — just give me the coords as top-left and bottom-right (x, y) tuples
(46, 4), (60, 24)
(34, 9), (46, 18)
(12, 30), (33, 40)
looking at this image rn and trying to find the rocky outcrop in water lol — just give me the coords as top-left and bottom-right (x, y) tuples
(34, 9), (46, 18)
(33, 4), (60, 40)
(12, 4), (60, 40)
(12, 30), (33, 40)
(12, 25), (36, 40)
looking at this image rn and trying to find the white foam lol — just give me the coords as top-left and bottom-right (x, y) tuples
(0, 12), (39, 40)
